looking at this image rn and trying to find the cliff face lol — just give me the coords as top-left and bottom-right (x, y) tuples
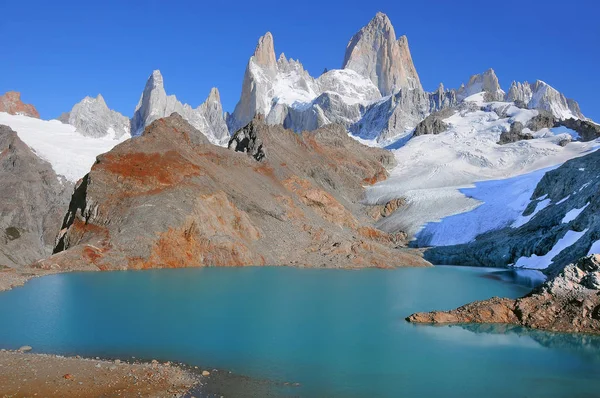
(47, 114), (428, 271)
(0, 125), (72, 267)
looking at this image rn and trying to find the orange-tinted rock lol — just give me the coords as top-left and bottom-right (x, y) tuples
(49, 114), (428, 270)
(0, 92), (40, 118)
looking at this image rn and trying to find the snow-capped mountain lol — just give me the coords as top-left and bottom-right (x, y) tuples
(131, 70), (229, 146)
(58, 94), (130, 139)
(506, 80), (584, 120)
(227, 13), (587, 145)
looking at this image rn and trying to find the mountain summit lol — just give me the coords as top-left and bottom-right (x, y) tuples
(342, 12), (422, 95)
(131, 70), (229, 145)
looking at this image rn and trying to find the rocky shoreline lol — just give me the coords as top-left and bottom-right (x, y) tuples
(0, 347), (302, 397)
(0, 349), (198, 397)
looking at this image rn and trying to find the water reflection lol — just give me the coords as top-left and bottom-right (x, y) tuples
(459, 323), (600, 361)
(480, 268), (546, 289)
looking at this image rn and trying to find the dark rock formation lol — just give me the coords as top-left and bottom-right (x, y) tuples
(526, 110), (555, 131)
(47, 114), (428, 271)
(556, 118), (600, 142)
(228, 117), (266, 161)
(0, 92), (39, 118)
(407, 255), (600, 334)
(413, 109), (453, 137)
(0, 125), (72, 267)
(498, 121), (533, 144)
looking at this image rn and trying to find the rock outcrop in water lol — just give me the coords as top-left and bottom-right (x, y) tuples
(407, 255), (600, 334)
(47, 113), (428, 271)
(0, 92), (39, 118)
(0, 125), (72, 267)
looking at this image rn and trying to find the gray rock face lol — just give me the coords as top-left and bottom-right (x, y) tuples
(526, 110), (555, 131)
(498, 121), (534, 144)
(424, 148), (600, 276)
(428, 83), (458, 112)
(506, 80), (584, 120)
(0, 125), (72, 268)
(342, 12), (422, 95)
(131, 70), (229, 145)
(413, 108), (453, 137)
(59, 94), (130, 138)
(351, 88), (431, 143)
(457, 68), (505, 101)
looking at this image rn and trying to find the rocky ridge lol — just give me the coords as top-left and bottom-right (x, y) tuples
(0, 91), (39, 118)
(46, 113), (428, 271)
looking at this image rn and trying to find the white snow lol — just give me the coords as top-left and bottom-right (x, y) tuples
(512, 198), (551, 228)
(588, 240), (600, 255)
(514, 229), (589, 269)
(551, 125), (580, 140)
(365, 98), (599, 241)
(0, 112), (127, 182)
(556, 195), (571, 205)
(415, 168), (552, 246)
(561, 203), (589, 224)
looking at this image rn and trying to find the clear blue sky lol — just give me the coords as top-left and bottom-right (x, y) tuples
(1, 0), (598, 121)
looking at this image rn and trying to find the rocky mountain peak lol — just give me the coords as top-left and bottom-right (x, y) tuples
(253, 32), (277, 71)
(61, 93), (130, 139)
(342, 12), (422, 96)
(131, 70), (229, 145)
(457, 68), (504, 101)
(0, 91), (40, 118)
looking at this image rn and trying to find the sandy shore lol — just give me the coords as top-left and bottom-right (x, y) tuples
(0, 350), (199, 397)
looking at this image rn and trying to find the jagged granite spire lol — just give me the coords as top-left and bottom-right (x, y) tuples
(457, 68), (505, 101)
(131, 70), (230, 145)
(60, 94), (130, 139)
(342, 12), (422, 95)
(505, 80), (584, 120)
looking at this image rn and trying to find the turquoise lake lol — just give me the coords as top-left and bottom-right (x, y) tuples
(1, 266), (600, 397)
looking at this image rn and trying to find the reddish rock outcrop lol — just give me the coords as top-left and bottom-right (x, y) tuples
(407, 255), (600, 334)
(0, 92), (40, 118)
(45, 113), (429, 271)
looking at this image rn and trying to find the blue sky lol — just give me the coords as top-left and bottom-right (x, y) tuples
(1, 0), (598, 121)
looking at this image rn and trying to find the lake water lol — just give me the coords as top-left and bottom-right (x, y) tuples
(1, 266), (600, 397)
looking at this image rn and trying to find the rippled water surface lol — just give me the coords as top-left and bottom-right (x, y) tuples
(0, 266), (599, 397)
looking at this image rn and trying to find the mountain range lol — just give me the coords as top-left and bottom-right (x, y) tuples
(1, 12), (599, 333)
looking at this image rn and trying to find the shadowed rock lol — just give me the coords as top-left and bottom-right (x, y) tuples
(498, 121), (534, 144)
(0, 125), (72, 267)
